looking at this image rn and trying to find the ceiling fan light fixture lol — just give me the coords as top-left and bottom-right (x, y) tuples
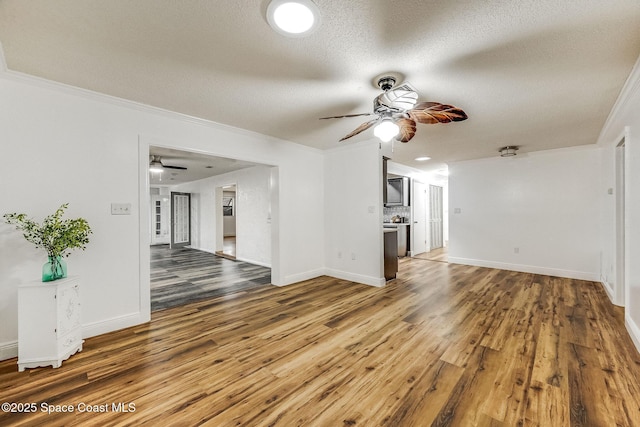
(267, 0), (321, 37)
(149, 160), (164, 173)
(499, 146), (519, 157)
(374, 119), (399, 142)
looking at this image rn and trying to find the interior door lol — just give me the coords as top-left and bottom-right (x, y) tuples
(171, 192), (191, 249)
(412, 181), (427, 255)
(429, 185), (444, 250)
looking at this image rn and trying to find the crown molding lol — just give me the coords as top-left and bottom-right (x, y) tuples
(598, 53), (640, 146)
(0, 58), (322, 157)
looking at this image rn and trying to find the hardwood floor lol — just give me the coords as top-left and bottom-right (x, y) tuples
(215, 236), (237, 260)
(414, 246), (448, 263)
(151, 245), (271, 311)
(2, 258), (640, 426)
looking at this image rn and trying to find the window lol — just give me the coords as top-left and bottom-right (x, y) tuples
(223, 197), (234, 216)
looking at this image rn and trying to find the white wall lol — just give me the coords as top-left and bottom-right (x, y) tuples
(172, 166), (272, 266)
(324, 141), (385, 286)
(0, 72), (324, 360)
(448, 146), (601, 281)
(597, 54), (640, 351)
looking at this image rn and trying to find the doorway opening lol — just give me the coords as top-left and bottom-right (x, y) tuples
(142, 142), (277, 314)
(216, 184), (237, 260)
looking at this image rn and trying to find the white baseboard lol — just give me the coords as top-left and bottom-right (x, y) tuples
(0, 341), (18, 361)
(278, 268), (325, 286)
(601, 277), (615, 304)
(324, 268), (386, 288)
(192, 247), (272, 268)
(625, 313), (640, 355)
(448, 257), (598, 281)
(0, 313), (148, 362)
(82, 312), (148, 339)
(235, 257), (271, 268)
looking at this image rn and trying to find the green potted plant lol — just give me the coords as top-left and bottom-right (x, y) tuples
(3, 203), (92, 282)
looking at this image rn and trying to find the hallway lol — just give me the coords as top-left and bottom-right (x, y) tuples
(150, 245), (271, 311)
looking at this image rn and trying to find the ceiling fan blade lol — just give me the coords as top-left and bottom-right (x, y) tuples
(162, 165), (187, 170)
(395, 118), (417, 143)
(408, 102), (468, 124)
(339, 119), (378, 141)
(319, 113), (373, 120)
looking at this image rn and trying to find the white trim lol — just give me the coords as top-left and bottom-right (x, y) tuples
(0, 341), (18, 361)
(82, 313), (148, 339)
(196, 247), (272, 269)
(0, 41), (7, 72)
(448, 257), (598, 281)
(235, 257), (272, 268)
(625, 313), (640, 355)
(598, 54), (640, 146)
(601, 278), (615, 304)
(278, 268), (326, 287)
(324, 268), (386, 288)
(0, 69), (321, 156)
(138, 139), (152, 324)
(0, 311), (151, 362)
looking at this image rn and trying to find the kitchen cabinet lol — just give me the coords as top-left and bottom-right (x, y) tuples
(382, 157), (388, 205)
(384, 229), (398, 280)
(18, 276), (83, 371)
(384, 223), (409, 257)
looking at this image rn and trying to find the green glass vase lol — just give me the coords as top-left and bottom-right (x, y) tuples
(42, 256), (67, 282)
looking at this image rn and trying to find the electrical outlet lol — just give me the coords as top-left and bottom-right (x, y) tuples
(351, 253), (356, 260)
(111, 203), (131, 215)
(514, 247), (519, 254)
(338, 251), (342, 259)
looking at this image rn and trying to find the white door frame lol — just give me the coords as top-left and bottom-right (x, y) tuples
(615, 128), (629, 307)
(429, 184), (444, 250)
(138, 136), (281, 322)
(412, 180), (428, 256)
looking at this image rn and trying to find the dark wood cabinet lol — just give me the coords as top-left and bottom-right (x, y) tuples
(384, 229), (398, 280)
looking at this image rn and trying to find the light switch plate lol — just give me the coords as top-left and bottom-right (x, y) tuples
(111, 203), (131, 215)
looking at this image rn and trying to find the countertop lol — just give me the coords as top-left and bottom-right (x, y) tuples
(383, 223), (410, 227)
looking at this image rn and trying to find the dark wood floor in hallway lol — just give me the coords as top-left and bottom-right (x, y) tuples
(150, 245), (271, 311)
(2, 258), (640, 426)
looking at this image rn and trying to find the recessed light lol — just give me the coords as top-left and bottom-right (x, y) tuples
(415, 156), (431, 161)
(267, 0), (321, 37)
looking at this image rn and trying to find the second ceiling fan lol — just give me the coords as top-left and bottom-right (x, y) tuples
(320, 76), (468, 143)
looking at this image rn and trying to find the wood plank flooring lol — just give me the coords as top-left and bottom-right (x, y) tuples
(414, 246), (448, 263)
(151, 245), (271, 311)
(2, 258), (640, 426)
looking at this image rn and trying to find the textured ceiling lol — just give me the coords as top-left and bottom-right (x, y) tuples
(148, 147), (263, 186)
(1, 0), (640, 172)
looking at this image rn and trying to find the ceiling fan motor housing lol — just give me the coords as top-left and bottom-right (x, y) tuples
(378, 76), (396, 91)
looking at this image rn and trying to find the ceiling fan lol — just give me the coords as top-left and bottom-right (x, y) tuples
(149, 155), (187, 171)
(320, 76), (468, 143)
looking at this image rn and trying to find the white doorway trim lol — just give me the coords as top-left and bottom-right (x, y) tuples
(615, 127), (630, 307)
(412, 180), (428, 256)
(138, 136), (282, 321)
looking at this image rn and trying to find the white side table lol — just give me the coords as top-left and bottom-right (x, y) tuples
(18, 276), (83, 371)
